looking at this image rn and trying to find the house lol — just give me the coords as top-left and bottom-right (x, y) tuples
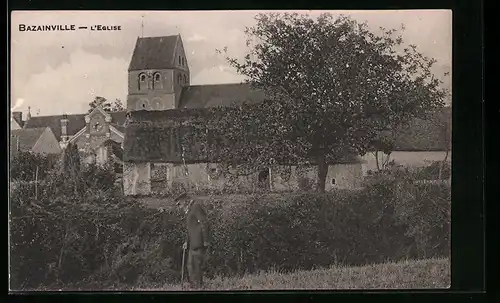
(19, 106), (127, 165)
(11, 111), (24, 130)
(10, 127), (62, 156)
(122, 35), (365, 196)
(361, 106), (452, 175)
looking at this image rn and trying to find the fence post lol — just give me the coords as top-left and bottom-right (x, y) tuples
(35, 165), (39, 200)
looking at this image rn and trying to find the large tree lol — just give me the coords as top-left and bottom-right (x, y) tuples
(209, 13), (447, 192)
(88, 97), (125, 113)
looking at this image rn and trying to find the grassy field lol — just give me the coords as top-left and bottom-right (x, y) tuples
(137, 258), (450, 291)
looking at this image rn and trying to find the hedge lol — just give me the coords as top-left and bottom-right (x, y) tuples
(9, 167), (450, 290)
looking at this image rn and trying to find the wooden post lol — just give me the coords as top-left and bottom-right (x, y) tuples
(35, 165), (39, 200)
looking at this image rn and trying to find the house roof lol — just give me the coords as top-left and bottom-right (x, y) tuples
(11, 118), (23, 129)
(179, 83), (267, 108)
(23, 111), (127, 141)
(128, 35), (179, 71)
(10, 127), (47, 155)
(392, 107), (451, 151)
(109, 111), (128, 131)
(23, 114), (86, 141)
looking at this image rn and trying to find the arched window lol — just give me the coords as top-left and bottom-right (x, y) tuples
(178, 56), (182, 66)
(138, 73), (146, 90)
(153, 72), (161, 89)
(181, 57), (185, 67)
(152, 98), (162, 110)
(178, 74), (182, 84)
(183, 74), (187, 84)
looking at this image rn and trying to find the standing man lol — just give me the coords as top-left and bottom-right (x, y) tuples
(175, 192), (210, 289)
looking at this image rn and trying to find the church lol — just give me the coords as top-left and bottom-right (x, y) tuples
(121, 34), (366, 195)
(12, 34), (451, 196)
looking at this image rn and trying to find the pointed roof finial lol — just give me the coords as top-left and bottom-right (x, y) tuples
(26, 106), (31, 120)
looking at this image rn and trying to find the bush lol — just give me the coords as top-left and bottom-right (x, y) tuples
(10, 152), (59, 181)
(10, 161), (450, 289)
(415, 161), (451, 180)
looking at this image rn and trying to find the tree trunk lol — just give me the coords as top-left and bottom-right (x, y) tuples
(374, 151), (380, 171)
(439, 149), (450, 180)
(316, 152), (328, 193)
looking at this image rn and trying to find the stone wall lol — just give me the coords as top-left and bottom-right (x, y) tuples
(123, 162), (151, 196)
(123, 161), (365, 196)
(270, 164), (364, 191)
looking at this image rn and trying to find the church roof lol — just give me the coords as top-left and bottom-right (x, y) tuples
(128, 35), (180, 71)
(10, 127), (47, 155)
(179, 83), (267, 108)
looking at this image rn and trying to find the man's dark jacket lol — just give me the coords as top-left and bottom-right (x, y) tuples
(186, 201), (210, 250)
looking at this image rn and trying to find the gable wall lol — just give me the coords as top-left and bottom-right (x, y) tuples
(31, 128), (62, 155)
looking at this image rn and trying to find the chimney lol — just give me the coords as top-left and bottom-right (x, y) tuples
(12, 111), (22, 124)
(61, 113), (69, 142)
(26, 107), (32, 121)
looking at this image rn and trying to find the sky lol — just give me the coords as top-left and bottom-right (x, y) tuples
(10, 10), (452, 117)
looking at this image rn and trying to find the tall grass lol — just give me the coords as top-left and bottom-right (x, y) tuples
(149, 258), (450, 290)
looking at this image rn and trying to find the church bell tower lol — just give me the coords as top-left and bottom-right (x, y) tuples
(127, 34), (190, 111)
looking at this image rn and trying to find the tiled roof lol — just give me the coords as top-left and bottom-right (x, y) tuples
(179, 83), (267, 108)
(110, 111), (128, 125)
(392, 107), (451, 151)
(10, 127), (47, 154)
(128, 35), (179, 71)
(23, 114), (86, 141)
(22, 111), (127, 141)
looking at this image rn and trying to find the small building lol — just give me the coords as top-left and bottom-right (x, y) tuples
(361, 107), (452, 174)
(10, 127), (62, 156)
(123, 109), (364, 196)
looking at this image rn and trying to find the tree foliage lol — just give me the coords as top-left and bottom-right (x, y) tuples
(213, 13), (448, 192)
(10, 152), (59, 182)
(88, 97), (125, 113)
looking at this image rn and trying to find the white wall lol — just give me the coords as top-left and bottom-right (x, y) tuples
(361, 151), (451, 175)
(123, 162), (151, 195)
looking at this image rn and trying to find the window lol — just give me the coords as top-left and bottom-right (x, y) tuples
(138, 73), (146, 90)
(182, 57), (185, 67)
(331, 178), (336, 185)
(183, 74), (187, 84)
(178, 74), (182, 84)
(178, 56), (181, 65)
(153, 72), (161, 89)
(137, 99), (149, 110)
